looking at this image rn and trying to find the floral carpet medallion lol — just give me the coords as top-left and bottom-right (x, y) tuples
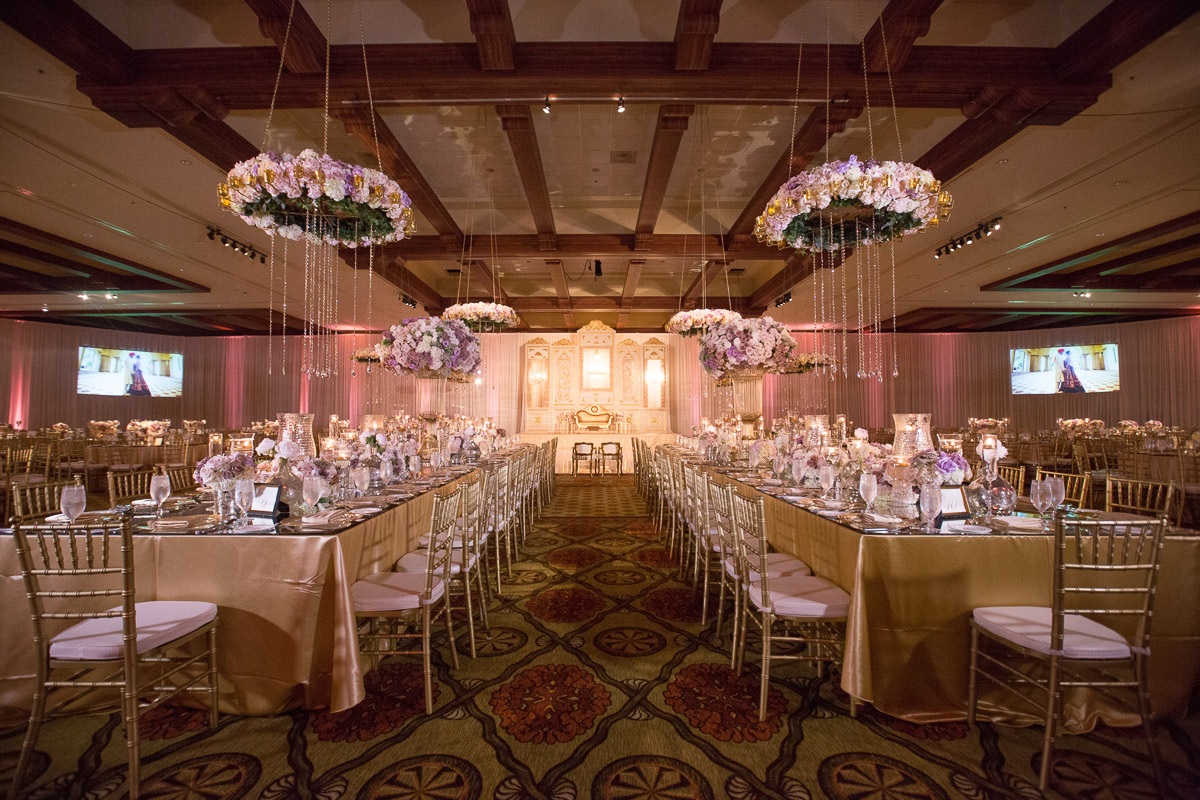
(5, 477), (1195, 800)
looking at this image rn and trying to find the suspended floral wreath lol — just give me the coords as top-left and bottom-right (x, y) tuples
(377, 318), (481, 379)
(351, 346), (380, 364)
(443, 302), (521, 331)
(698, 317), (798, 380)
(665, 308), (742, 337)
(778, 351), (837, 375)
(755, 156), (950, 254)
(218, 149), (415, 247)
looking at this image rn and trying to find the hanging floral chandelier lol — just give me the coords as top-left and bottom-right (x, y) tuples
(443, 301), (520, 332)
(754, 156), (951, 253)
(665, 308), (742, 337)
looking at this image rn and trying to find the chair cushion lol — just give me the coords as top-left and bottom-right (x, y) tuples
(351, 572), (443, 613)
(972, 606), (1131, 660)
(747, 575), (849, 618)
(394, 550), (477, 575)
(724, 552), (812, 580)
(49, 601), (217, 661)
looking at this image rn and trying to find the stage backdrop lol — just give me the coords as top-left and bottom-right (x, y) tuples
(668, 314), (1200, 434)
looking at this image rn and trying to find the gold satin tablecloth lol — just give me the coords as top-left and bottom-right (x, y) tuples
(759, 493), (1200, 732)
(0, 481), (452, 717)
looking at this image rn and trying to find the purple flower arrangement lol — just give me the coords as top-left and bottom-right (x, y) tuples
(911, 449), (971, 486)
(377, 317), (482, 379)
(697, 316), (797, 379)
(194, 453), (255, 489)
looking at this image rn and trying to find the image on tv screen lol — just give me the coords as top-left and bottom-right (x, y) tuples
(1009, 344), (1119, 395)
(77, 347), (183, 397)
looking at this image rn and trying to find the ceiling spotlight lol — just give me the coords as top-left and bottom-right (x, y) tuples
(78, 293), (89, 300)
(617, 96), (625, 113)
(41, 307), (48, 312)
(1072, 291), (1093, 298)
(966, 236), (974, 245)
(260, 255), (266, 264)
(222, 237), (230, 247)
(933, 248), (940, 259)
(594, 259), (603, 279)
(206, 227), (216, 241)
(542, 97), (551, 114)
(992, 220), (1001, 231)
(774, 291), (792, 308)
(104, 293), (114, 300)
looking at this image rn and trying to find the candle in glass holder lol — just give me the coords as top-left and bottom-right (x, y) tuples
(982, 435), (998, 467)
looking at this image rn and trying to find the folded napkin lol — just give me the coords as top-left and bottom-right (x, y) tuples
(761, 479), (783, 486)
(149, 519), (191, 530)
(230, 519), (276, 533)
(46, 510), (116, 523)
(348, 506), (383, 515)
(993, 515), (1042, 530)
(940, 521), (991, 535)
(816, 509), (843, 517)
(301, 508), (348, 525)
(815, 500), (846, 510)
(132, 499), (157, 507)
(864, 513), (904, 525)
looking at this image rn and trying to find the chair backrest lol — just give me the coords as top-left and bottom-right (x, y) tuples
(706, 474), (737, 571)
(1105, 476), (1177, 522)
(573, 442), (593, 457)
(1052, 517), (1165, 654)
(458, 474), (484, 552)
(1179, 451), (1200, 488)
(997, 464), (1025, 492)
(730, 486), (770, 598)
(11, 480), (74, 525)
(2, 444), (35, 477)
(12, 517), (137, 660)
(1034, 468), (1091, 509)
(108, 468), (155, 507)
(681, 462), (702, 532)
(162, 441), (186, 465)
(423, 486), (462, 596)
(601, 442), (620, 456)
(166, 465), (197, 492)
(489, 462), (511, 529)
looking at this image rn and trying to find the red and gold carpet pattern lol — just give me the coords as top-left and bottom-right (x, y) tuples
(2, 476), (1196, 799)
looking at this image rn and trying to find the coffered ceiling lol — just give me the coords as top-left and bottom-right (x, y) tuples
(0, 0), (1197, 336)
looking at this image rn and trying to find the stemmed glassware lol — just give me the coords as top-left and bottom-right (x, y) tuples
(919, 483), (942, 532)
(1030, 478), (1054, 532)
(859, 473), (878, 514)
(59, 484), (86, 522)
(818, 465), (836, 499)
(379, 459), (394, 485)
(791, 458), (808, 488)
(1047, 475), (1066, 520)
(352, 466), (371, 497)
(234, 478), (255, 528)
(302, 477), (325, 513)
(149, 473), (171, 518)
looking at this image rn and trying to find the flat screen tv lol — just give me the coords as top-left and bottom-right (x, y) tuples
(1009, 344), (1118, 395)
(77, 347), (183, 397)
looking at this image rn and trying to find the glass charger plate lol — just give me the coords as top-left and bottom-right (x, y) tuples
(136, 514), (218, 534)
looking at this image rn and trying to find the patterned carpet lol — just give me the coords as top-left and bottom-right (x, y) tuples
(2, 476), (1197, 800)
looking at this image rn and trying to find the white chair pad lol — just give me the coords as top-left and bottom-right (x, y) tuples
(352, 572), (443, 613)
(395, 550), (477, 575)
(748, 575), (849, 618)
(972, 606), (1131, 660)
(724, 552), (811, 580)
(49, 601), (217, 661)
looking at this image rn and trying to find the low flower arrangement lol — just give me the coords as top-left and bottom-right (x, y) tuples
(378, 317), (481, 379)
(219, 149), (415, 247)
(443, 302), (520, 331)
(756, 156), (947, 253)
(88, 420), (119, 437)
(51, 422), (70, 433)
(1116, 420), (1140, 432)
(291, 456), (339, 485)
(969, 418), (1005, 433)
(194, 453), (255, 490)
(911, 449), (971, 486)
(351, 346), (381, 363)
(698, 316), (797, 379)
(1143, 420), (1164, 432)
(778, 350), (837, 375)
(665, 308), (742, 337)
(1058, 418), (1105, 436)
(183, 419), (207, 432)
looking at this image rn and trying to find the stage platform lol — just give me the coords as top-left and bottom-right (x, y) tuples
(521, 432), (677, 474)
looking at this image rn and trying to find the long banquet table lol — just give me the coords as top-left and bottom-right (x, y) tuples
(667, 448), (1200, 733)
(0, 469), (475, 716)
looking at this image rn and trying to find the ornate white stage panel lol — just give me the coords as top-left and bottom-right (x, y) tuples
(521, 432), (676, 474)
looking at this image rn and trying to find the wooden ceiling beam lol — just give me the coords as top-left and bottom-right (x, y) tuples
(1054, 0), (1198, 83)
(76, 44), (1112, 111)
(622, 259), (645, 303)
(635, 105), (694, 242)
(360, 255), (444, 313)
(466, 0), (516, 71)
(682, 259), (733, 303)
(378, 233), (787, 260)
(674, 0), (723, 70)
(333, 106), (462, 239)
(462, 258), (509, 304)
(243, 0), (327, 73)
(982, 211), (1200, 290)
(0, 0), (134, 84)
(1021, 237), (1200, 289)
(862, 0), (944, 73)
(509, 295), (750, 314)
(727, 104), (863, 241)
(546, 259), (571, 309)
(495, 104), (556, 241)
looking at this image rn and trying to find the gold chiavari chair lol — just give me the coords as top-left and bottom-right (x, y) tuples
(1176, 451), (1200, 527)
(161, 440), (188, 469)
(682, 462), (720, 592)
(8, 517), (219, 800)
(10, 479), (74, 525)
(104, 444), (137, 473)
(166, 464), (197, 493)
(1105, 476), (1178, 525)
(996, 464), (1026, 494)
(968, 517), (1166, 793)
(1034, 468), (1091, 509)
(730, 487), (847, 721)
(351, 485), (461, 713)
(108, 468), (155, 507)
(54, 439), (89, 482)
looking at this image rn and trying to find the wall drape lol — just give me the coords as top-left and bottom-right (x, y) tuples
(0, 321), (521, 432)
(668, 315), (1200, 434)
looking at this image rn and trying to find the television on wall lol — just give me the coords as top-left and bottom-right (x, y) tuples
(77, 347), (184, 397)
(1009, 344), (1119, 395)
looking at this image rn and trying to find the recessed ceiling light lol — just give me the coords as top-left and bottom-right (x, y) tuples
(996, 158), (1008, 164)
(180, 159), (191, 165)
(78, 293), (89, 300)
(1113, 180), (1127, 186)
(1096, 233), (1106, 237)
(41, 307), (48, 312)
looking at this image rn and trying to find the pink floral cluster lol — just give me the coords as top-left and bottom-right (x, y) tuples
(377, 317), (481, 378)
(443, 302), (520, 330)
(194, 453), (255, 489)
(698, 316), (797, 378)
(1058, 417), (1105, 436)
(665, 308), (742, 337)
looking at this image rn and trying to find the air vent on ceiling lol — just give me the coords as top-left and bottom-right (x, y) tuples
(445, 267), (461, 275)
(729, 267), (745, 275)
(610, 150), (637, 164)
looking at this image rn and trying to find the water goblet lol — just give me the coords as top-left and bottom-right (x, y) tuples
(379, 459), (394, 485)
(1030, 478), (1054, 532)
(352, 466), (371, 496)
(818, 465), (836, 499)
(234, 478), (255, 528)
(59, 484), (86, 522)
(149, 473), (171, 518)
(859, 473), (878, 514)
(1048, 475), (1066, 516)
(792, 458), (808, 488)
(919, 483), (942, 532)
(302, 477), (324, 512)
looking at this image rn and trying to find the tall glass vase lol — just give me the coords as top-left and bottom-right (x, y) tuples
(891, 413), (934, 462)
(277, 413), (317, 459)
(731, 369), (765, 440)
(415, 374), (443, 457)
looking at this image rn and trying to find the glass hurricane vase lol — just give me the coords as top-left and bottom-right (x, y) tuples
(966, 467), (1017, 524)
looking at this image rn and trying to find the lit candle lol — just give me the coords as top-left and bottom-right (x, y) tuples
(982, 434), (998, 467)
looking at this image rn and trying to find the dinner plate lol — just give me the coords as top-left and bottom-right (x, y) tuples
(46, 510), (120, 523)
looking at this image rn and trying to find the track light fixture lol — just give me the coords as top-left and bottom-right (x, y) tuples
(932, 217), (1002, 259)
(774, 291), (792, 308)
(617, 96), (625, 112)
(207, 226), (264, 264)
(1072, 291), (1092, 298)
(543, 97), (551, 113)
(400, 294), (417, 308)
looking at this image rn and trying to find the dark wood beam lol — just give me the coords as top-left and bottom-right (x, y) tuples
(379, 233), (788, 261)
(622, 259), (645, 303)
(495, 104), (556, 240)
(462, 259), (509, 304)
(333, 106), (462, 239)
(0, 308), (313, 336)
(682, 259), (730, 303)
(674, 0), (723, 70)
(983, 211), (1200, 290)
(635, 105), (694, 242)
(244, 0), (327, 73)
(545, 259), (573, 327)
(1054, 0), (1198, 83)
(466, 0), (516, 71)
(0, 0), (134, 84)
(749, 252), (812, 309)
(727, 104), (863, 241)
(862, 0), (944, 72)
(509, 295), (751, 314)
(76, 44), (1112, 112)
(616, 312), (629, 329)
(880, 305), (1200, 332)
(360, 256), (443, 314)
(914, 87), (1051, 182)
(1021, 236), (1200, 289)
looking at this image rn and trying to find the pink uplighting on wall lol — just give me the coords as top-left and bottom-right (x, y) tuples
(223, 337), (246, 427)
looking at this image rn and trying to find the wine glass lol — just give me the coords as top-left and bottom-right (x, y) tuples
(1048, 475), (1066, 516)
(352, 466), (371, 497)
(1030, 478), (1053, 532)
(818, 465), (836, 499)
(919, 484), (942, 532)
(379, 459), (394, 485)
(149, 474), (171, 518)
(302, 477), (324, 512)
(859, 473), (878, 514)
(791, 458), (808, 488)
(234, 478), (254, 528)
(59, 484), (86, 522)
